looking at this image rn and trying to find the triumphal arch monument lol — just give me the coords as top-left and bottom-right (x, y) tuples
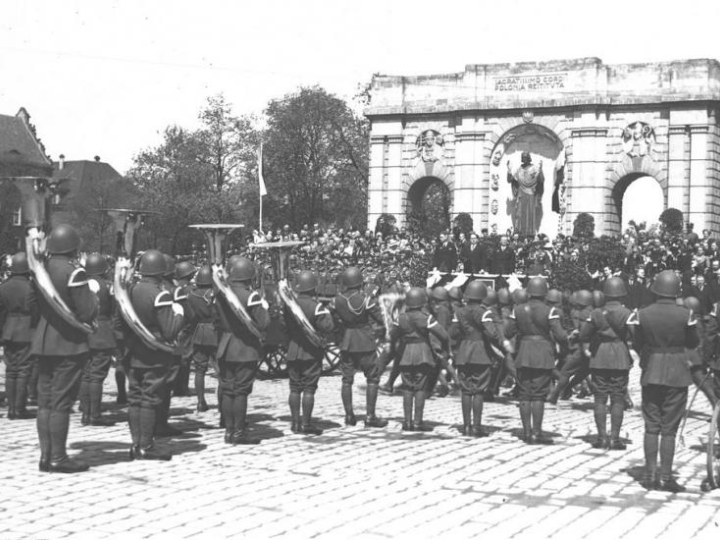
(365, 58), (720, 237)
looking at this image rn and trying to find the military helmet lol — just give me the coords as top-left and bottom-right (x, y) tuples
(465, 280), (488, 302)
(484, 288), (498, 307)
(9, 252), (29, 275)
(603, 277), (628, 298)
(196, 266), (213, 287)
(175, 261), (196, 280)
(84, 253), (109, 277)
(651, 270), (681, 298)
(139, 249), (166, 277)
(405, 287), (427, 309)
(675, 297), (686, 307)
(296, 270), (318, 293)
(431, 286), (449, 302)
(513, 288), (529, 304)
(575, 290), (593, 307)
(527, 277), (548, 298)
(341, 267), (363, 289)
(448, 286), (463, 301)
(546, 289), (563, 305)
(684, 296), (701, 313)
(229, 257), (256, 282)
(162, 255), (175, 278)
(46, 224), (81, 255)
(497, 287), (512, 306)
(592, 290), (605, 308)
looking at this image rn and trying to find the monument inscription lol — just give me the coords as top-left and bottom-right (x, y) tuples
(494, 72), (568, 92)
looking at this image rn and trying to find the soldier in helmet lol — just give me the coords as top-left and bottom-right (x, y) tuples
(505, 276), (568, 444)
(173, 261), (197, 397)
(685, 296), (717, 409)
(186, 266), (217, 413)
(77, 253), (117, 426)
(427, 286), (458, 397)
(284, 270), (334, 435)
(0, 252), (37, 419)
(215, 256), (269, 444)
(629, 270), (699, 492)
(389, 287), (449, 431)
(331, 266), (388, 428)
(578, 277), (633, 450)
(125, 250), (184, 461)
(454, 280), (513, 436)
(31, 224), (98, 472)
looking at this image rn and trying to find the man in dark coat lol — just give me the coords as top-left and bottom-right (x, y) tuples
(490, 236), (516, 276)
(186, 266), (217, 413)
(432, 232), (457, 273)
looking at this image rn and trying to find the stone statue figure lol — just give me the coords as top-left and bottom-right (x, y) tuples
(507, 151), (544, 236)
(417, 130), (443, 162)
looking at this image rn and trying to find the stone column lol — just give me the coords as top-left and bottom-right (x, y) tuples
(666, 125), (689, 213)
(688, 125), (709, 231)
(366, 132), (404, 231)
(566, 128), (609, 231)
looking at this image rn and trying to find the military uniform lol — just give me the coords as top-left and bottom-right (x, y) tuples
(0, 271), (37, 418)
(548, 296), (592, 404)
(426, 296), (456, 396)
(172, 276), (194, 396)
(702, 301), (720, 404)
(186, 284), (217, 412)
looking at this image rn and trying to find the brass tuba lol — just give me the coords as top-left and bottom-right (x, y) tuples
(256, 240), (325, 348)
(102, 208), (175, 353)
(10, 177), (94, 334)
(189, 224), (263, 341)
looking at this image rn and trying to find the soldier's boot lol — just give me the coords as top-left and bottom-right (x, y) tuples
(641, 433), (660, 490)
(694, 370), (719, 408)
(381, 363), (401, 395)
(137, 407), (171, 461)
(128, 406), (141, 459)
(364, 384), (388, 428)
(173, 363), (190, 397)
(27, 362), (39, 405)
(608, 398), (626, 450)
(623, 388), (634, 411)
(155, 391), (182, 437)
(576, 379), (592, 399)
(48, 411), (89, 473)
(435, 373), (450, 398)
(547, 376), (567, 405)
(221, 393), (235, 442)
(115, 369), (128, 405)
(78, 381), (91, 425)
(15, 376), (32, 418)
(592, 397), (608, 448)
(414, 391), (432, 432)
(341, 384), (356, 426)
(461, 394), (472, 436)
(6, 378), (17, 419)
(37, 408), (51, 472)
(519, 401), (532, 442)
(301, 393), (322, 435)
(195, 371), (208, 412)
(530, 401), (553, 445)
(402, 391), (414, 431)
(218, 386), (225, 428)
(472, 394), (487, 437)
(89, 382), (115, 426)
(289, 392), (302, 433)
(658, 435), (685, 492)
(231, 395), (260, 445)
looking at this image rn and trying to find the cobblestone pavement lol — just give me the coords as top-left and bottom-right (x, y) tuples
(0, 362), (718, 540)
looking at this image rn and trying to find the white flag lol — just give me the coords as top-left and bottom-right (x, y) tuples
(258, 144), (267, 197)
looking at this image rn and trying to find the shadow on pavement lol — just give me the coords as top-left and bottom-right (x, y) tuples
(69, 438), (208, 467)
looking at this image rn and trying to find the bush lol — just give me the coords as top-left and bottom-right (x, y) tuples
(453, 213), (474, 237)
(375, 213), (397, 237)
(659, 208), (684, 236)
(573, 213), (595, 239)
(549, 258), (592, 293)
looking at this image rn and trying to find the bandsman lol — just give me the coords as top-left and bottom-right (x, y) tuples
(186, 266), (217, 413)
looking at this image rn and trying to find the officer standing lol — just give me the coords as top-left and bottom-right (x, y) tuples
(173, 261), (196, 397)
(32, 224), (98, 473)
(0, 252), (37, 419)
(505, 277), (567, 444)
(332, 267), (387, 428)
(284, 270), (334, 435)
(215, 257), (269, 445)
(78, 253), (117, 426)
(578, 277), (633, 450)
(186, 266), (217, 413)
(126, 250), (184, 461)
(389, 287), (449, 431)
(629, 270), (699, 492)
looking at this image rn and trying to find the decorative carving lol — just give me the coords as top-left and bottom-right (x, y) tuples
(491, 147), (504, 167)
(522, 110), (534, 123)
(416, 129), (444, 162)
(491, 173), (500, 191)
(621, 121), (656, 157)
(491, 199), (499, 215)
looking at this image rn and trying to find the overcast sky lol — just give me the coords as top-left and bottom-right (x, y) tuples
(2, 0), (719, 174)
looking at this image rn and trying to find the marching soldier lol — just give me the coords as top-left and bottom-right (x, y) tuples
(284, 270), (334, 435)
(629, 270), (698, 492)
(505, 277), (568, 444)
(427, 286), (457, 397)
(578, 277), (633, 450)
(0, 252), (37, 419)
(389, 287), (449, 431)
(215, 257), (269, 445)
(332, 267), (388, 428)
(454, 281), (513, 436)
(126, 250), (184, 461)
(173, 261), (197, 397)
(78, 253), (117, 426)
(32, 224), (98, 473)
(186, 266), (217, 413)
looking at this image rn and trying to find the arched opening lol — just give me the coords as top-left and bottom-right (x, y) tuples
(406, 176), (451, 238)
(612, 173), (665, 233)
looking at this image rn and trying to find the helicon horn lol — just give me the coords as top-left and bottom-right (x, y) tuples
(189, 224), (263, 341)
(10, 176), (94, 334)
(101, 208), (175, 353)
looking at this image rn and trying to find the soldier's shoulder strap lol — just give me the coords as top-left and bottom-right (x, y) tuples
(626, 308), (640, 326)
(68, 268), (89, 288)
(247, 291), (263, 307)
(154, 290), (173, 308)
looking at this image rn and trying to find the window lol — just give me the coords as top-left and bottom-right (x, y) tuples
(12, 207), (22, 226)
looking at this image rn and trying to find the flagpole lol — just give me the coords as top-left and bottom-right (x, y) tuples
(258, 143), (264, 234)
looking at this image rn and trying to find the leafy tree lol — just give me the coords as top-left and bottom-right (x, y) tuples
(573, 212), (595, 239)
(375, 213), (397, 237)
(453, 212), (474, 237)
(659, 208), (684, 236)
(550, 258), (592, 292)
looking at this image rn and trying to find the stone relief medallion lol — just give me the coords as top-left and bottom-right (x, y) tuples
(416, 129), (444, 162)
(622, 121), (656, 157)
(522, 110), (534, 123)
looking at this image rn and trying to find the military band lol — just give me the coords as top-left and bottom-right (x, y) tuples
(2, 222), (720, 494)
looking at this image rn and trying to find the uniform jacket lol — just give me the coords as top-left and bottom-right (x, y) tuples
(489, 247), (516, 275)
(389, 309), (448, 367)
(432, 242), (457, 273)
(87, 276), (118, 351)
(505, 298), (567, 370)
(284, 294), (334, 361)
(187, 286), (217, 347)
(127, 276), (184, 367)
(702, 301), (720, 370)
(0, 274), (37, 344)
(453, 302), (504, 366)
(31, 255), (98, 357)
(331, 289), (384, 353)
(215, 282), (269, 363)
(629, 298), (699, 387)
(578, 300), (632, 370)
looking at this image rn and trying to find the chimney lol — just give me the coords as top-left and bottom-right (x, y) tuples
(94, 155), (101, 163)
(59, 154), (65, 171)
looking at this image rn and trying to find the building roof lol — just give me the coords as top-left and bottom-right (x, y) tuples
(0, 108), (53, 177)
(52, 159), (122, 204)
